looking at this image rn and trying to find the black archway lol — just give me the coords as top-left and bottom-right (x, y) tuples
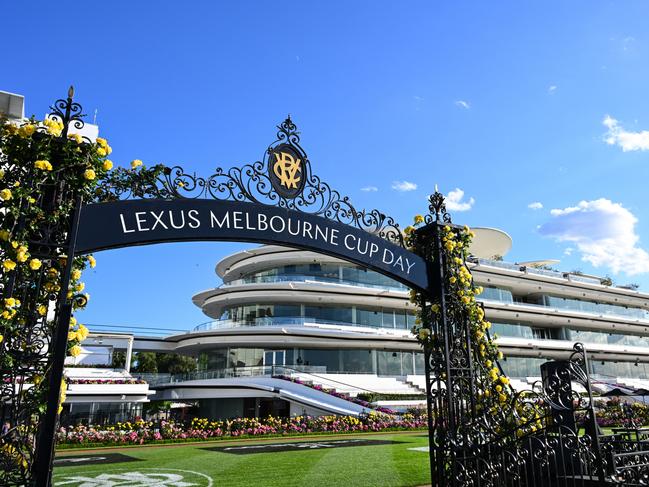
(22, 107), (437, 486)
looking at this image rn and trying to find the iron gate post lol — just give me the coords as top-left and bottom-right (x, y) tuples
(32, 196), (83, 487)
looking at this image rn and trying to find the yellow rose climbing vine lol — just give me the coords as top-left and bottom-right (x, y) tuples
(0, 102), (167, 483)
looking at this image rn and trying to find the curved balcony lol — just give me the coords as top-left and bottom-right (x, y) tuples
(192, 315), (412, 333)
(480, 298), (649, 323)
(222, 274), (409, 292)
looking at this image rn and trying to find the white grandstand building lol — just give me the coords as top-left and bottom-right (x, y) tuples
(68, 227), (649, 421)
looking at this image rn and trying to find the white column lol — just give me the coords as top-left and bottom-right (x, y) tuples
(124, 337), (133, 373)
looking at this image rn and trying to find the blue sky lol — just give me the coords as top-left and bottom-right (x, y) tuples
(3, 1), (649, 333)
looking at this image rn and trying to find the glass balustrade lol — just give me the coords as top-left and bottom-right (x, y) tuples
(193, 314), (416, 332)
(223, 273), (408, 291)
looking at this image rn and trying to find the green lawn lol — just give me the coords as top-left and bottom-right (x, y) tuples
(52, 432), (432, 487)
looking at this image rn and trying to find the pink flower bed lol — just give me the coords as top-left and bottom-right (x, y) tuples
(66, 378), (146, 385)
(57, 414), (426, 447)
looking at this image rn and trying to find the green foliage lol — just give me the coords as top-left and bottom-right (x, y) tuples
(132, 352), (197, 374)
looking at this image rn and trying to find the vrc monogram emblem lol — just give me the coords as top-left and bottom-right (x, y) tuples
(268, 144), (306, 199)
(273, 151), (302, 189)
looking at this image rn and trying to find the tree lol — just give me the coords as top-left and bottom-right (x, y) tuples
(133, 352), (158, 373)
(156, 353), (196, 374)
(131, 352), (196, 374)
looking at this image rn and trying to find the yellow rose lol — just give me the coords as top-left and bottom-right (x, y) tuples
(29, 259), (42, 270)
(69, 317), (77, 327)
(43, 118), (63, 136)
(2, 259), (16, 271)
(68, 331), (78, 341)
(38, 305), (47, 316)
(96, 137), (108, 148)
(77, 324), (89, 341)
(75, 282), (85, 292)
(69, 345), (82, 357)
(87, 255), (96, 268)
(34, 160), (53, 171)
(0, 334), (3, 343)
(105, 145), (113, 155)
(131, 159), (143, 169)
(69, 133), (83, 144)
(0, 189), (12, 201)
(96, 147), (107, 157)
(18, 124), (36, 138)
(71, 269), (81, 280)
(103, 159), (113, 171)
(4, 298), (15, 308)
(84, 169), (96, 180)
(414, 215), (424, 225)
(16, 250), (28, 263)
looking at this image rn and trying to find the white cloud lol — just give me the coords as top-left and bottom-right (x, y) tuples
(391, 181), (417, 192)
(603, 115), (649, 151)
(528, 202), (543, 210)
(445, 188), (475, 212)
(539, 198), (649, 275)
(455, 100), (470, 110)
(548, 85), (557, 94)
(361, 186), (378, 192)
(564, 247), (573, 256)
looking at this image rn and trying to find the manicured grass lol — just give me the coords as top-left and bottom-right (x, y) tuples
(53, 432), (432, 487)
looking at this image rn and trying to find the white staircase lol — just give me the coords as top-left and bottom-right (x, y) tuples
(290, 373), (423, 397)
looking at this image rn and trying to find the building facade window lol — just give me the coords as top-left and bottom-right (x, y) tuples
(213, 303), (416, 330)
(198, 347), (424, 375)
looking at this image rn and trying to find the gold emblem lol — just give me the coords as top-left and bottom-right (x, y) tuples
(273, 151), (302, 189)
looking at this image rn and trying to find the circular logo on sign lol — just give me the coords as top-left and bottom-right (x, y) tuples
(268, 144), (306, 199)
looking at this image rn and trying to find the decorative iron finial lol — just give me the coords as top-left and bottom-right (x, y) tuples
(275, 115), (299, 146)
(49, 87), (85, 138)
(426, 188), (451, 224)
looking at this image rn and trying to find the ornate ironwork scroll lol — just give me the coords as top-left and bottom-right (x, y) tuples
(95, 116), (406, 248)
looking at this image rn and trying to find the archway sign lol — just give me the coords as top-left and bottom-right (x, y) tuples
(75, 117), (431, 291)
(22, 98), (436, 487)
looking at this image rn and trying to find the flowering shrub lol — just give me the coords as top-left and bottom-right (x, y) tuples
(575, 398), (649, 427)
(273, 375), (398, 414)
(0, 106), (169, 481)
(56, 414), (427, 448)
(404, 214), (547, 441)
